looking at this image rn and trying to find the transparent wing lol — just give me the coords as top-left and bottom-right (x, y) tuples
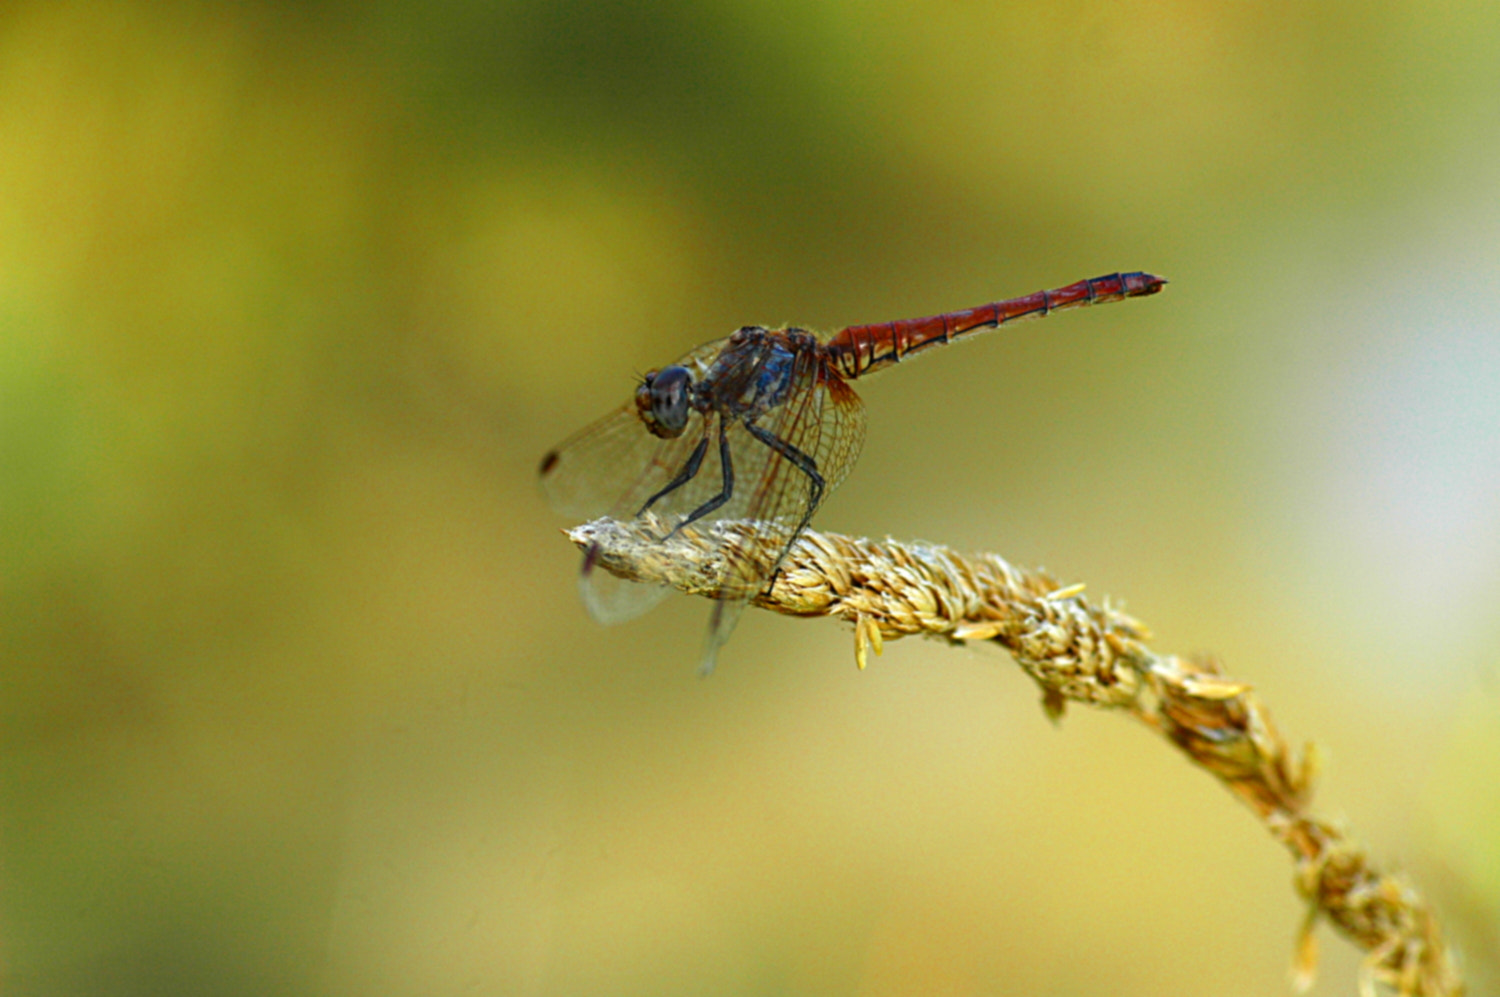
(713, 354), (867, 598)
(539, 341), (726, 523)
(694, 357), (866, 671)
(539, 340), (726, 623)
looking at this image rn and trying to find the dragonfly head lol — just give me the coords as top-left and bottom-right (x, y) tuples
(636, 365), (694, 438)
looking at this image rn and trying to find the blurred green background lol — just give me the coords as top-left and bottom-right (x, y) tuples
(2, 1), (1498, 994)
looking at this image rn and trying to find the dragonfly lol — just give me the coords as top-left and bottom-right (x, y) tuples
(541, 271), (1166, 671)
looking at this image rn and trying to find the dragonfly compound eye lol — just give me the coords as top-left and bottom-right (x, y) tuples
(637, 365), (693, 438)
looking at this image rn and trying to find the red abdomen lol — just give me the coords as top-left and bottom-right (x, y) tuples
(824, 272), (1165, 378)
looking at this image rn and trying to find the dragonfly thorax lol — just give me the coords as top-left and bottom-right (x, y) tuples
(635, 365), (695, 439)
(705, 327), (814, 421)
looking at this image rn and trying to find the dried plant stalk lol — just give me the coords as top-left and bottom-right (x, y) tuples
(569, 516), (1464, 997)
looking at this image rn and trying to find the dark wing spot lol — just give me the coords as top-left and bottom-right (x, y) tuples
(539, 450), (560, 476)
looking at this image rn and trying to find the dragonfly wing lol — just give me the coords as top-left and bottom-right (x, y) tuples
(541, 404), (694, 624)
(540, 402), (705, 523)
(540, 338), (729, 524)
(709, 357), (868, 600)
(540, 340), (730, 625)
(675, 362), (865, 669)
(578, 550), (671, 623)
(698, 596), (748, 676)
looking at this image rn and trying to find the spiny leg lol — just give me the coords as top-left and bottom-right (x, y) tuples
(637, 432), (710, 529)
(744, 421), (825, 537)
(665, 417), (736, 538)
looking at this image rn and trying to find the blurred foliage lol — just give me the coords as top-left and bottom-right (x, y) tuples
(2, 1), (1498, 995)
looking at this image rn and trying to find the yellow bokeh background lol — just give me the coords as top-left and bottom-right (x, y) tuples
(2, 2), (1497, 994)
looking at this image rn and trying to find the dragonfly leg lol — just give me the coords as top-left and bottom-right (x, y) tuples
(664, 418), (736, 537)
(742, 421), (826, 594)
(744, 421), (824, 534)
(637, 432), (710, 522)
